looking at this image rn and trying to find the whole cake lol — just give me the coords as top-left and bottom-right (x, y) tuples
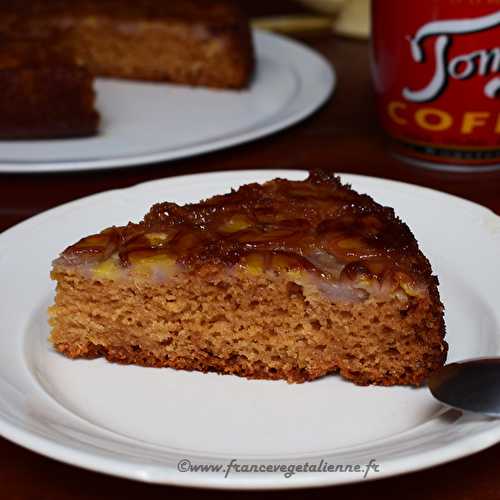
(0, 41), (99, 139)
(49, 171), (447, 386)
(0, 0), (254, 89)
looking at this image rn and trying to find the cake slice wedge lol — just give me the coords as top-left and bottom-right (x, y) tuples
(49, 171), (447, 386)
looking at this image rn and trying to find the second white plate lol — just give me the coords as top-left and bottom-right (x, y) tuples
(0, 31), (334, 173)
(0, 170), (499, 488)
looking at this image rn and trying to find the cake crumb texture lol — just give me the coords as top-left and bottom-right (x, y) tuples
(49, 267), (446, 385)
(0, 0), (254, 89)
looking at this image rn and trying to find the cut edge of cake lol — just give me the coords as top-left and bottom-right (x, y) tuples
(0, 40), (99, 139)
(0, 0), (255, 89)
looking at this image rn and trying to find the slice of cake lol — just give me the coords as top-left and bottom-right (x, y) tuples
(0, 41), (99, 139)
(0, 0), (254, 89)
(49, 171), (447, 386)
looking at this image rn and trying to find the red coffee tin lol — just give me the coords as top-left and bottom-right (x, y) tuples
(371, 0), (500, 171)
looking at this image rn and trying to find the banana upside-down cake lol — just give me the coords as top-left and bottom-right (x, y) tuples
(0, 0), (254, 89)
(0, 0), (254, 139)
(49, 171), (447, 386)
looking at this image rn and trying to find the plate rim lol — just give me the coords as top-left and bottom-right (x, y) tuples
(2, 169), (498, 242)
(0, 170), (499, 489)
(0, 30), (335, 174)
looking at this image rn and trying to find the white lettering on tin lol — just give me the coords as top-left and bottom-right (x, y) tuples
(402, 10), (500, 102)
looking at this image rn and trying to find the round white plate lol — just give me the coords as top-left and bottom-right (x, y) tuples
(0, 31), (334, 174)
(1, 170), (499, 489)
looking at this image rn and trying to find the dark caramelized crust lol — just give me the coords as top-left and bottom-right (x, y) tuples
(60, 171), (435, 291)
(0, 41), (98, 139)
(51, 171), (447, 386)
(0, 0), (254, 88)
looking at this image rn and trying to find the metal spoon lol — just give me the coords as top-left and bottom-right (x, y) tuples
(428, 358), (500, 417)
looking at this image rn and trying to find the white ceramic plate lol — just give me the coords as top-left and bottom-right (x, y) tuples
(1, 170), (500, 489)
(0, 31), (334, 174)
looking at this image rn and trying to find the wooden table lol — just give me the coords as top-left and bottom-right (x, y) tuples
(1, 2), (499, 498)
